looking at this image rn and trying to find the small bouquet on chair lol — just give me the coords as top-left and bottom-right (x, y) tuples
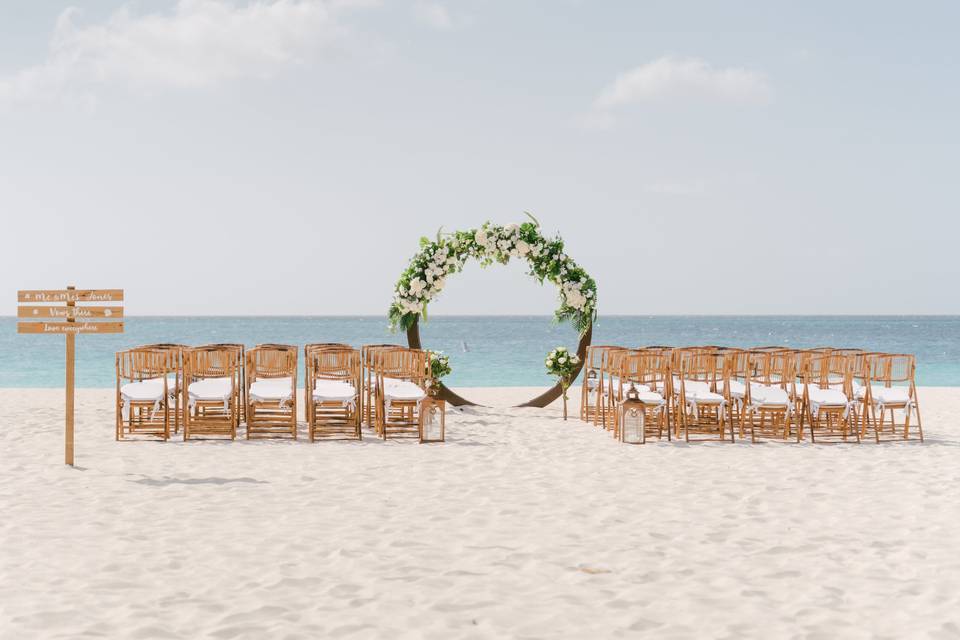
(427, 351), (452, 397)
(545, 346), (580, 420)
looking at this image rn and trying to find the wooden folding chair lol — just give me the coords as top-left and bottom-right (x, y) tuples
(359, 344), (402, 426)
(137, 343), (186, 433)
(374, 348), (428, 440)
(200, 343), (245, 424)
(183, 346), (240, 440)
(600, 347), (635, 430)
(616, 350), (671, 443)
(718, 349), (749, 435)
(116, 348), (175, 441)
(307, 346), (361, 441)
(580, 345), (622, 424)
(799, 353), (860, 443)
(861, 353), (922, 442)
(743, 350), (798, 442)
(677, 349), (732, 442)
(245, 344), (297, 439)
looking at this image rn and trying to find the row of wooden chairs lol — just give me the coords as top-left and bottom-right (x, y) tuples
(580, 346), (922, 444)
(116, 343), (433, 442)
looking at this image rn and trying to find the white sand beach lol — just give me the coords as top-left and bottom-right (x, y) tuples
(2, 387), (960, 639)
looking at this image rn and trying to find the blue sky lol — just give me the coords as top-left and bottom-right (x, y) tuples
(1, 1), (958, 315)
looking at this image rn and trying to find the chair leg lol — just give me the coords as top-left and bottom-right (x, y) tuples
(914, 402), (924, 442)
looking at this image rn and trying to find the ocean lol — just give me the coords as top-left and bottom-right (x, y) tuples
(2, 315), (958, 387)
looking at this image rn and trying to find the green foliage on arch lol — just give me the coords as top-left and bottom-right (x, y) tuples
(388, 219), (597, 335)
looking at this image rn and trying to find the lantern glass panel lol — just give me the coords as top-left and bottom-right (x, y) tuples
(622, 405), (645, 444)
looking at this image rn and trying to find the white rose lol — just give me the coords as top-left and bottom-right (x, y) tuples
(558, 357), (567, 364)
(475, 230), (488, 246)
(545, 358), (553, 366)
(408, 278), (425, 295)
(516, 240), (530, 256)
(434, 277), (445, 291)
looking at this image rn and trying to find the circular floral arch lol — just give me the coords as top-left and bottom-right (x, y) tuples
(388, 216), (597, 407)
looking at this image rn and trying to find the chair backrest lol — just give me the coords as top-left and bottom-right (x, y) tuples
(620, 350), (670, 392)
(198, 343), (244, 371)
(376, 348), (428, 385)
(585, 345), (623, 370)
(867, 353), (915, 387)
(803, 352), (852, 393)
(362, 344), (402, 368)
(723, 349), (749, 382)
(305, 342), (352, 355)
(679, 349), (725, 388)
(185, 346), (239, 381)
(309, 347), (360, 382)
(603, 348), (638, 392)
(117, 348), (172, 383)
(747, 350), (794, 389)
(246, 345), (297, 382)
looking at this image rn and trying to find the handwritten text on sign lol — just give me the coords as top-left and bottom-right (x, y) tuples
(17, 306), (124, 319)
(17, 322), (125, 335)
(18, 289), (124, 303)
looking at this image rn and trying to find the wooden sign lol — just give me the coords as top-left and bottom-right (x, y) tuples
(18, 322), (125, 334)
(17, 286), (125, 466)
(18, 289), (124, 303)
(18, 306), (124, 319)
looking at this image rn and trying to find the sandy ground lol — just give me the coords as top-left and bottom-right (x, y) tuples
(1, 387), (959, 639)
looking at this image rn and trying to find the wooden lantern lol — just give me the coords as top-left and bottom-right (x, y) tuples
(620, 384), (646, 444)
(419, 397), (446, 443)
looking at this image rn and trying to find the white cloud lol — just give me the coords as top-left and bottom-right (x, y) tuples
(588, 56), (771, 127)
(413, 1), (454, 30)
(0, 0), (377, 106)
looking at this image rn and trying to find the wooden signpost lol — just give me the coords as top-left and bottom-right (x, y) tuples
(17, 286), (124, 466)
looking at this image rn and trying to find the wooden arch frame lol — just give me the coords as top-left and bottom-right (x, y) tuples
(406, 318), (592, 408)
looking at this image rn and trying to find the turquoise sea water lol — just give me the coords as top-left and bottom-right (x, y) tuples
(1, 316), (958, 387)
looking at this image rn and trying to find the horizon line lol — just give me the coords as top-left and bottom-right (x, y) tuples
(3, 313), (960, 319)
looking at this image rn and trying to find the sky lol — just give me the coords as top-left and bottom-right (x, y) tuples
(1, 0), (958, 316)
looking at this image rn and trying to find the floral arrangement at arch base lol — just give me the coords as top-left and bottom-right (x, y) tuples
(388, 216), (598, 336)
(427, 351), (452, 397)
(545, 346), (580, 420)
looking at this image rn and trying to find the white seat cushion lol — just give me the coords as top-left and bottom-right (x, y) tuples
(313, 380), (357, 402)
(370, 376), (403, 389)
(719, 379), (746, 398)
(808, 387), (848, 406)
(383, 380), (426, 402)
(249, 376), (293, 402)
(689, 390), (724, 404)
(120, 378), (169, 402)
(751, 386), (790, 406)
(634, 391), (665, 405)
(680, 379), (711, 394)
(872, 386), (911, 405)
(188, 377), (234, 401)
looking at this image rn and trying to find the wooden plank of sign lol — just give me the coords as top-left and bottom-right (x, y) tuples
(17, 289), (124, 303)
(17, 322), (125, 335)
(17, 306), (124, 319)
